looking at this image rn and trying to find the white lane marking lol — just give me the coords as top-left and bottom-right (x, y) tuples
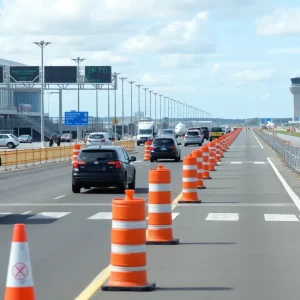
(231, 162), (242, 164)
(264, 214), (299, 222)
(252, 130), (264, 149)
(53, 195), (66, 200)
(0, 213), (11, 219)
(21, 211), (32, 215)
(267, 157), (300, 212)
(135, 160), (143, 163)
(27, 212), (71, 219)
(206, 213), (239, 221)
(88, 212), (112, 220)
(254, 162), (265, 164)
(172, 212), (179, 220)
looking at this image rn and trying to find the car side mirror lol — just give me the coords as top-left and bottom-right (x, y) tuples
(178, 143), (182, 145)
(130, 156), (136, 162)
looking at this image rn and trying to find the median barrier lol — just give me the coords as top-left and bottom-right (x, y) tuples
(101, 190), (156, 291)
(192, 149), (206, 189)
(209, 141), (217, 171)
(200, 145), (212, 179)
(146, 165), (179, 245)
(4, 224), (36, 300)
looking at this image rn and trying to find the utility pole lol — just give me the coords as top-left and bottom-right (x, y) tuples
(153, 92), (158, 128)
(136, 84), (143, 122)
(119, 77), (127, 137)
(149, 90), (153, 119)
(143, 87), (149, 118)
(128, 80), (136, 137)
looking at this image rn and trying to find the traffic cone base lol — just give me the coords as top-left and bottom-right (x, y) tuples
(198, 186), (206, 189)
(178, 200), (201, 203)
(102, 281), (156, 291)
(204, 177), (212, 179)
(146, 238), (179, 245)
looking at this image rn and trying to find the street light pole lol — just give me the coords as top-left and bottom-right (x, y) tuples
(33, 40), (51, 148)
(149, 90), (153, 119)
(119, 77), (127, 137)
(114, 73), (121, 139)
(136, 84), (143, 122)
(159, 94), (163, 125)
(143, 88), (149, 118)
(71, 57), (85, 142)
(153, 92), (158, 128)
(128, 81), (136, 137)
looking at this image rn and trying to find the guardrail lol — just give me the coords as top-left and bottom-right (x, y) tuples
(254, 128), (300, 173)
(0, 140), (136, 171)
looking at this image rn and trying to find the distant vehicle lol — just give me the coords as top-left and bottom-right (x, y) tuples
(150, 135), (181, 162)
(72, 145), (136, 193)
(18, 134), (32, 143)
(196, 121), (213, 129)
(61, 133), (72, 142)
(201, 127), (210, 140)
(183, 130), (204, 146)
(174, 122), (187, 137)
(136, 120), (155, 146)
(0, 134), (19, 149)
(86, 132), (112, 146)
(157, 128), (176, 138)
(210, 127), (224, 141)
(188, 127), (205, 139)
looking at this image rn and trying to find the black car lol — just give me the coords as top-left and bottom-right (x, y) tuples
(201, 127), (210, 140)
(72, 145), (136, 193)
(150, 135), (181, 162)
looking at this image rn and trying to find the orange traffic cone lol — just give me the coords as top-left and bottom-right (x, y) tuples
(144, 141), (151, 161)
(4, 224), (35, 300)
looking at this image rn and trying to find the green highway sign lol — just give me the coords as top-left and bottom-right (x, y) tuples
(9, 66), (39, 83)
(0, 66), (3, 83)
(85, 66), (112, 83)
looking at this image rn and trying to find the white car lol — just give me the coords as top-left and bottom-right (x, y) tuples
(86, 132), (112, 146)
(0, 134), (20, 149)
(183, 130), (204, 147)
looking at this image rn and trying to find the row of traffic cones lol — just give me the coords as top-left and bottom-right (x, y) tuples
(101, 129), (242, 292)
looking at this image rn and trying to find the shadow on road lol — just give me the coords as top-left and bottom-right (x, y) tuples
(156, 287), (234, 291)
(178, 242), (236, 245)
(0, 214), (60, 225)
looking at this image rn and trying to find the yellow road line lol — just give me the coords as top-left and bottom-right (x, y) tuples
(74, 192), (182, 300)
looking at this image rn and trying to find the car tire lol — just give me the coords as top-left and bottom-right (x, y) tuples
(118, 177), (127, 193)
(137, 142), (140, 146)
(7, 142), (14, 149)
(150, 157), (154, 162)
(72, 184), (81, 193)
(184, 144), (187, 147)
(128, 172), (136, 189)
(199, 143), (202, 146)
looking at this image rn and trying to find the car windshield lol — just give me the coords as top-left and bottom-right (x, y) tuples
(186, 131), (199, 136)
(139, 129), (152, 135)
(211, 127), (223, 132)
(19, 135), (28, 138)
(89, 134), (105, 139)
(62, 134), (69, 137)
(153, 139), (174, 146)
(78, 150), (117, 162)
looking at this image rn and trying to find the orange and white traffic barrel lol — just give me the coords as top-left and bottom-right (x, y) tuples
(144, 141), (151, 161)
(146, 165), (179, 245)
(178, 155), (201, 203)
(4, 224), (35, 300)
(200, 145), (212, 179)
(209, 141), (217, 171)
(72, 144), (81, 163)
(192, 150), (206, 189)
(215, 139), (221, 162)
(102, 190), (156, 291)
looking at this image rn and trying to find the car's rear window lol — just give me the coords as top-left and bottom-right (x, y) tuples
(186, 131), (199, 136)
(153, 139), (174, 146)
(78, 150), (117, 162)
(211, 127), (223, 132)
(201, 127), (209, 130)
(89, 134), (104, 139)
(162, 130), (173, 134)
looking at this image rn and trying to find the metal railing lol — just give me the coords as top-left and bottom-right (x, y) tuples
(254, 128), (300, 173)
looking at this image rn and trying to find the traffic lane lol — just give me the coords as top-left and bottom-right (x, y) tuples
(0, 149), (145, 204)
(0, 213), (112, 300)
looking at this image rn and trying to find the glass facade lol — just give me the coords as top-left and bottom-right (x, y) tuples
(0, 58), (41, 113)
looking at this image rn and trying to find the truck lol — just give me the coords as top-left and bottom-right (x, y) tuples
(136, 120), (155, 146)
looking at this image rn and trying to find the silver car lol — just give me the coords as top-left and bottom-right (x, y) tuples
(18, 134), (33, 143)
(158, 128), (176, 138)
(0, 134), (20, 149)
(183, 130), (204, 146)
(86, 132), (112, 146)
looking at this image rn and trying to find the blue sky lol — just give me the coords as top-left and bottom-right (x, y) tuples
(1, 0), (300, 119)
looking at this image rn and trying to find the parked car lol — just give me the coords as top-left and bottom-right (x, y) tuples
(72, 145), (136, 193)
(0, 134), (19, 149)
(210, 127), (224, 141)
(183, 130), (204, 146)
(86, 132), (112, 146)
(61, 133), (72, 142)
(18, 134), (33, 143)
(150, 135), (181, 162)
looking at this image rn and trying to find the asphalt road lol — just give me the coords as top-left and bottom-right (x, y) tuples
(1, 131), (300, 300)
(264, 130), (300, 145)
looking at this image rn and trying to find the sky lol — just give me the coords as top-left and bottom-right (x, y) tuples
(1, 0), (300, 119)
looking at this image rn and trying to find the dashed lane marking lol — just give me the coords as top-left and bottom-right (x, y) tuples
(53, 195), (66, 200)
(264, 214), (299, 222)
(206, 213), (239, 221)
(26, 212), (71, 220)
(88, 212), (180, 220)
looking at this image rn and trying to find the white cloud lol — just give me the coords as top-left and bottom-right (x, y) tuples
(141, 73), (174, 86)
(269, 48), (300, 54)
(262, 92), (271, 100)
(120, 12), (215, 55)
(210, 63), (222, 76)
(159, 54), (205, 68)
(256, 8), (300, 36)
(231, 69), (275, 83)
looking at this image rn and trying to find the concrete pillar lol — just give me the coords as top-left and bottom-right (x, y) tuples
(59, 89), (62, 136)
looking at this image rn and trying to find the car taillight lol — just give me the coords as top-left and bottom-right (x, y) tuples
(148, 138), (153, 142)
(100, 139), (106, 142)
(87, 138), (91, 142)
(171, 145), (176, 150)
(108, 161), (122, 168)
(196, 135), (200, 138)
(150, 145), (155, 150)
(73, 161), (85, 168)
(184, 136), (187, 139)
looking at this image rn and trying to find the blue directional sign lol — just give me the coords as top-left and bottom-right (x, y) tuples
(295, 116), (300, 121)
(260, 118), (272, 124)
(64, 111), (89, 126)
